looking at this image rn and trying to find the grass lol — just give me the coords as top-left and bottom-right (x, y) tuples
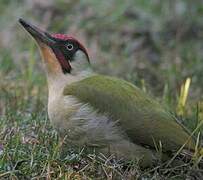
(0, 0), (203, 179)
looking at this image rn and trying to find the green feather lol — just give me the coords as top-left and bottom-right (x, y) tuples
(63, 75), (195, 152)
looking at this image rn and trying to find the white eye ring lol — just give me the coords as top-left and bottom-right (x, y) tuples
(66, 43), (74, 51)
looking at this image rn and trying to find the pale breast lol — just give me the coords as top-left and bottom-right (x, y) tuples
(48, 95), (126, 146)
(47, 95), (157, 164)
(48, 95), (81, 133)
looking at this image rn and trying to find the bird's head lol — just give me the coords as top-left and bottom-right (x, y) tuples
(19, 18), (90, 77)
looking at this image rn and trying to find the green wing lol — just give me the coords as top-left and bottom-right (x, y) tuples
(63, 75), (195, 152)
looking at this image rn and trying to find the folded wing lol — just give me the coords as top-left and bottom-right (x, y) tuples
(63, 75), (195, 152)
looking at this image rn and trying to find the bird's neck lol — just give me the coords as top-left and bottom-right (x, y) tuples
(47, 68), (93, 98)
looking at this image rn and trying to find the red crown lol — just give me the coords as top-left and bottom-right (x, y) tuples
(51, 34), (74, 41)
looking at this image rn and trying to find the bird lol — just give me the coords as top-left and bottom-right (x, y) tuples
(19, 18), (199, 167)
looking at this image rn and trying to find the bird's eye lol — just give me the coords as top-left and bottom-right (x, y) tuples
(66, 43), (74, 51)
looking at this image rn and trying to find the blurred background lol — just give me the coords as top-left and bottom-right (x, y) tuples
(1, 0), (203, 117)
(1, 0), (203, 128)
(0, 0), (203, 178)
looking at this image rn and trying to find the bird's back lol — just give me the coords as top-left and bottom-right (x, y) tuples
(63, 75), (195, 152)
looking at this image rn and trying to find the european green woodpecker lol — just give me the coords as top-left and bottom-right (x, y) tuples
(19, 19), (198, 167)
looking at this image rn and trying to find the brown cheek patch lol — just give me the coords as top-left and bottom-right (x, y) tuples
(39, 44), (61, 73)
